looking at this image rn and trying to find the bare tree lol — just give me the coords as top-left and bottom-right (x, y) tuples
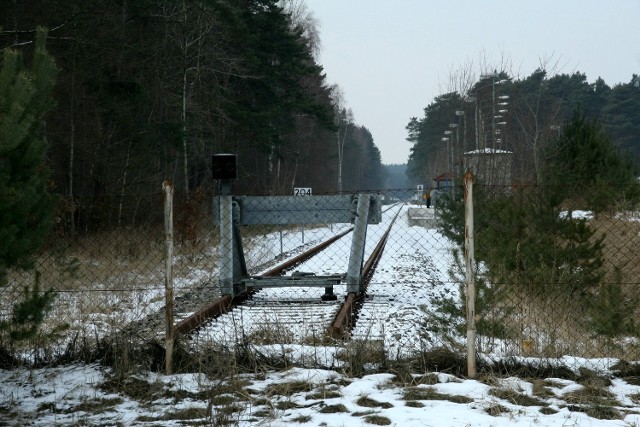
(279, 0), (321, 59)
(441, 58), (477, 99)
(329, 84), (354, 192)
(509, 54), (564, 182)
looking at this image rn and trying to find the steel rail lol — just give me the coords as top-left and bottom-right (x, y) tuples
(174, 227), (353, 335)
(174, 202), (402, 337)
(328, 206), (402, 338)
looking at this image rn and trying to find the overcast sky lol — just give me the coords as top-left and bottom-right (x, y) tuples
(303, 0), (640, 165)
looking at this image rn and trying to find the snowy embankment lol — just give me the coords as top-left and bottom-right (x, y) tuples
(3, 205), (640, 426)
(2, 363), (640, 426)
(350, 206), (459, 357)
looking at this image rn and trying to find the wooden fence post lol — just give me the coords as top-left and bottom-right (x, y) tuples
(463, 171), (477, 379)
(163, 180), (175, 375)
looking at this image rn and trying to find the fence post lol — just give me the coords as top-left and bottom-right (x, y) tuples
(346, 194), (370, 294)
(163, 180), (175, 375)
(463, 171), (477, 379)
(219, 180), (234, 296)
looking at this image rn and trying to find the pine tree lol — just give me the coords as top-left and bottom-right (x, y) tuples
(542, 109), (640, 213)
(0, 27), (57, 341)
(225, 0), (334, 193)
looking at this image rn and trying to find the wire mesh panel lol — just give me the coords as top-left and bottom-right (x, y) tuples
(191, 188), (465, 366)
(453, 182), (640, 372)
(1, 185), (638, 374)
(1, 221), (168, 361)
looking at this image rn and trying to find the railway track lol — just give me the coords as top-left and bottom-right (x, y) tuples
(178, 203), (404, 347)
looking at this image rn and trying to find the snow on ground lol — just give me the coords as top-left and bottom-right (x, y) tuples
(2, 363), (640, 426)
(351, 205), (460, 357)
(189, 204), (412, 353)
(3, 203), (640, 425)
(187, 203), (464, 364)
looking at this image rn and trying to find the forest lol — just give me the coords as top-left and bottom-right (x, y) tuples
(0, 0), (386, 233)
(3, 0), (640, 234)
(406, 69), (640, 187)
(2, 0), (640, 359)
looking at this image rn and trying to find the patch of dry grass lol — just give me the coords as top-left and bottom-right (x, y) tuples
(484, 403), (510, 416)
(246, 325), (295, 345)
(62, 397), (125, 414)
(530, 379), (557, 399)
(264, 380), (314, 398)
(389, 369), (441, 386)
(563, 385), (620, 407)
(337, 339), (388, 377)
(355, 396), (393, 409)
(489, 388), (547, 407)
(591, 214), (640, 291)
(403, 387), (473, 404)
(404, 400), (425, 408)
(559, 372), (624, 421)
(363, 414), (392, 425)
(306, 388), (343, 400)
(473, 213), (640, 362)
(318, 403), (349, 413)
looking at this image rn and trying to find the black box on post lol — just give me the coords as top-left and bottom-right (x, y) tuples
(212, 154), (237, 180)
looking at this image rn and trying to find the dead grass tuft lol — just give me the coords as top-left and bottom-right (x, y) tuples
(393, 348), (467, 377)
(486, 358), (578, 380)
(251, 408), (273, 418)
(567, 404), (622, 420)
(275, 401), (301, 410)
(389, 365), (441, 386)
(265, 380), (313, 398)
(403, 387), (473, 404)
(476, 373), (502, 387)
(63, 397), (125, 414)
(405, 400), (425, 408)
(489, 388), (547, 407)
(246, 326), (295, 345)
(564, 384), (621, 408)
(611, 360), (640, 383)
(306, 388), (343, 400)
(363, 414), (393, 425)
(530, 379), (557, 399)
(485, 403), (510, 416)
(576, 368), (612, 388)
(352, 410), (376, 417)
(355, 396), (393, 409)
(216, 404), (245, 415)
(99, 375), (165, 402)
(209, 395), (237, 406)
(318, 403), (349, 413)
(153, 406), (209, 421)
(337, 340), (387, 377)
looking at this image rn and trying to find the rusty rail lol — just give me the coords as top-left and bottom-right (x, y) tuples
(174, 227), (353, 335)
(175, 203), (402, 338)
(328, 207), (402, 338)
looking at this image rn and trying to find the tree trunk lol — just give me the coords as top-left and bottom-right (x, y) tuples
(68, 62), (76, 233)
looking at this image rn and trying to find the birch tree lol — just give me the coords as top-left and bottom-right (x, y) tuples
(329, 84), (354, 192)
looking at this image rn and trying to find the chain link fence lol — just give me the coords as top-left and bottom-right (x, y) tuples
(1, 184), (638, 375)
(464, 182), (640, 373)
